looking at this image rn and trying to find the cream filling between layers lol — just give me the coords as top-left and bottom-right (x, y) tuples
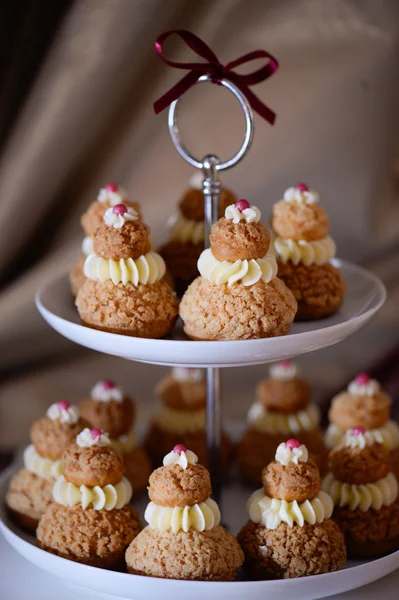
(198, 248), (278, 287)
(53, 475), (132, 510)
(247, 402), (320, 435)
(110, 429), (136, 454)
(322, 472), (398, 512)
(24, 445), (63, 480)
(325, 421), (399, 451)
(271, 235), (336, 266)
(156, 406), (206, 434)
(168, 214), (204, 245)
(248, 488), (333, 529)
(84, 251), (166, 286)
(145, 498), (220, 532)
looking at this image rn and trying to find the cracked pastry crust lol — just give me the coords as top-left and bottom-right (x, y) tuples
(238, 519), (346, 579)
(76, 279), (178, 338)
(62, 443), (124, 487)
(271, 200), (329, 242)
(333, 498), (399, 558)
(6, 469), (54, 531)
(159, 240), (201, 288)
(179, 276), (297, 341)
(237, 428), (328, 484)
(328, 389), (391, 431)
(37, 504), (141, 568)
(256, 377), (311, 412)
(179, 188), (235, 222)
(80, 396), (135, 438)
(123, 446), (152, 494)
(262, 459), (321, 503)
(328, 443), (391, 485)
(210, 218), (270, 262)
(148, 463), (211, 507)
(93, 220), (151, 261)
(277, 261), (346, 320)
(31, 415), (89, 461)
(126, 525), (244, 581)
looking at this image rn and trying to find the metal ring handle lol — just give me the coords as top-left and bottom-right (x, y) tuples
(168, 75), (254, 171)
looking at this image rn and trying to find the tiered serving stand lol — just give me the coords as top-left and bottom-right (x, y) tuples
(0, 75), (397, 600)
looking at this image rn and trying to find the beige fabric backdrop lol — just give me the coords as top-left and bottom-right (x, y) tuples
(0, 0), (398, 447)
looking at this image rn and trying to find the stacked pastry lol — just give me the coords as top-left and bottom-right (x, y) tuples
(80, 379), (152, 493)
(37, 428), (141, 567)
(144, 367), (232, 467)
(270, 183), (346, 319)
(326, 373), (399, 477)
(159, 173), (236, 294)
(238, 440), (346, 578)
(238, 361), (327, 483)
(70, 183), (141, 297)
(76, 201), (178, 337)
(180, 199), (297, 340)
(6, 402), (87, 530)
(126, 444), (243, 580)
(323, 427), (399, 557)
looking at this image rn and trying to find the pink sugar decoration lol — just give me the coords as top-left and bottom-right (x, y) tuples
(105, 182), (118, 192)
(113, 203), (127, 216)
(286, 438), (301, 450)
(352, 426), (366, 436)
(355, 372), (370, 385)
(173, 444), (187, 455)
(102, 380), (115, 390)
(280, 360), (291, 368)
(91, 428), (102, 439)
(235, 199), (250, 212)
(295, 183), (309, 192)
(57, 401), (70, 410)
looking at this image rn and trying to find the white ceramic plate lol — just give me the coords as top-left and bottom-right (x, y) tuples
(1, 466), (399, 600)
(36, 260), (385, 368)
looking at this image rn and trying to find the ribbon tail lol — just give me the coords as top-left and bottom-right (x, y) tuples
(239, 84), (277, 125)
(154, 71), (202, 114)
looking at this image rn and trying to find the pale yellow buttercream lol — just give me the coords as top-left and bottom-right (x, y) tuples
(52, 475), (132, 510)
(248, 402), (320, 435)
(198, 248), (277, 287)
(84, 252), (165, 286)
(271, 235), (336, 266)
(322, 472), (398, 512)
(144, 498), (220, 532)
(156, 406), (205, 434)
(24, 445), (63, 480)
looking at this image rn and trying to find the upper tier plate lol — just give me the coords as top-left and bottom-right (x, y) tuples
(36, 260), (386, 368)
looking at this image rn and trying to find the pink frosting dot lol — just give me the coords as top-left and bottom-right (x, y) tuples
(280, 360), (291, 368)
(102, 380), (115, 390)
(113, 203), (127, 216)
(286, 438), (301, 450)
(352, 426), (366, 436)
(91, 428), (102, 439)
(354, 372), (371, 385)
(105, 182), (118, 192)
(57, 401), (70, 410)
(295, 183), (309, 192)
(173, 444), (187, 455)
(235, 199), (250, 212)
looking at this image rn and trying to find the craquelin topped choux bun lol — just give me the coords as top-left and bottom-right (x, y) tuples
(6, 402), (88, 530)
(179, 200), (297, 340)
(70, 183), (142, 297)
(237, 361), (327, 484)
(80, 379), (152, 493)
(159, 173), (236, 294)
(144, 368), (232, 468)
(37, 428), (141, 568)
(125, 445), (244, 580)
(323, 428), (399, 558)
(270, 183), (346, 320)
(325, 373), (399, 477)
(238, 440), (346, 579)
(76, 204), (178, 337)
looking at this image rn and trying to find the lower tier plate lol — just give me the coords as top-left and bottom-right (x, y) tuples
(1, 465), (398, 600)
(36, 260), (386, 367)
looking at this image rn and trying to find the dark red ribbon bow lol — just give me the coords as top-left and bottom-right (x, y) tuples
(153, 30), (279, 125)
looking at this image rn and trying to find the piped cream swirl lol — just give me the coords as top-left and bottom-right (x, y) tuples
(84, 251), (166, 286)
(145, 498), (220, 532)
(53, 475), (132, 510)
(322, 472), (398, 512)
(271, 235), (336, 266)
(24, 445), (63, 480)
(156, 407), (205, 434)
(168, 214), (204, 245)
(198, 248), (277, 287)
(248, 402), (320, 435)
(248, 488), (333, 529)
(325, 421), (399, 451)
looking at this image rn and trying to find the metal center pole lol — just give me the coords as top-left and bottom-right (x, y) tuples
(202, 155), (222, 502)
